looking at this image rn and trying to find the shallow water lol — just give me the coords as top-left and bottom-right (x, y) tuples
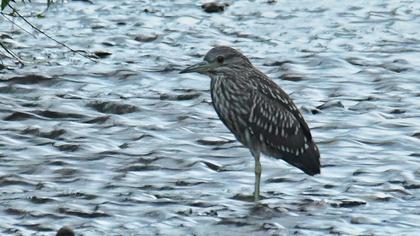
(1, 0), (420, 235)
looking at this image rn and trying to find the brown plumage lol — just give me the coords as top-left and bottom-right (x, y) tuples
(180, 46), (320, 200)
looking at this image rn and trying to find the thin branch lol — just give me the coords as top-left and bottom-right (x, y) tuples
(0, 41), (24, 66)
(1, 12), (37, 37)
(7, 4), (97, 62)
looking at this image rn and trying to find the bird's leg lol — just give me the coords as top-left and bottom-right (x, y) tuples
(252, 151), (261, 201)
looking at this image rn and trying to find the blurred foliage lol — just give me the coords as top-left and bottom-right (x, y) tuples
(1, 0), (11, 10)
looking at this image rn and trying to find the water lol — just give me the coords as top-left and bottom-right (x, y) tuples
(1, 0), (420, 235)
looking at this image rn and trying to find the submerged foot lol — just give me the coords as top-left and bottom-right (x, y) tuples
(232, 193), (263, 202)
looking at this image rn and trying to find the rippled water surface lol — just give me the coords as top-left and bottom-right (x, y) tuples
(1, 0), (420, 235)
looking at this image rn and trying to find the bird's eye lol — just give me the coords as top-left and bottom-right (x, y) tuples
(217, 56), (224, 64)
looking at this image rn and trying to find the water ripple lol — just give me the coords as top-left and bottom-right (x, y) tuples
(0, 0), (420, 235)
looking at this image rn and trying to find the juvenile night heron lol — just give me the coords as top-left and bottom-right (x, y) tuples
(180, 46), (320, 201)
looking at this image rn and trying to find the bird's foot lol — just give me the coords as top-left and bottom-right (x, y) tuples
(232, 193), (264, 202)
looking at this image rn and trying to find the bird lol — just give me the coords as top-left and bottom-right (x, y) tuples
(180, 46), (320, 201)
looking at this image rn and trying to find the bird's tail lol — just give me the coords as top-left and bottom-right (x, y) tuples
(283, 142), (321, 176)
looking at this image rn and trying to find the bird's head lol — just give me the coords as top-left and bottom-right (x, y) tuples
(180, 46), (252, 75)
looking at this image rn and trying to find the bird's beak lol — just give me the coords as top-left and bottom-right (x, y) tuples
(179, 61), (212, 74)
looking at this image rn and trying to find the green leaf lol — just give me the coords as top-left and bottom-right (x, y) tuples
(1, 0), (11, 11)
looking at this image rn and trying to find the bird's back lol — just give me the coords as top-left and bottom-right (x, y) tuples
(210, 67), (320, 176)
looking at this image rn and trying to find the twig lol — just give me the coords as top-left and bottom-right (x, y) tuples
(7, 4), (97, 62)
(0, 41), (24, 66)
(1, 12), (37, 37)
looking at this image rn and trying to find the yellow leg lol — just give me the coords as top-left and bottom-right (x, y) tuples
(253, 152), (261, 201)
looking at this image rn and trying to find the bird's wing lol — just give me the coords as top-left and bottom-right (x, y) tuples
(248, 87), (308, 157)
(247, 77), (320, 175)
(257, 77), (312, 140)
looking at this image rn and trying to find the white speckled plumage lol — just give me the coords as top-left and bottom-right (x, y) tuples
(181, 46), (320, 200)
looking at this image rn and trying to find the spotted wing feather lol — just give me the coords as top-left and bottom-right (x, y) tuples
(248, 76), (320, 175)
